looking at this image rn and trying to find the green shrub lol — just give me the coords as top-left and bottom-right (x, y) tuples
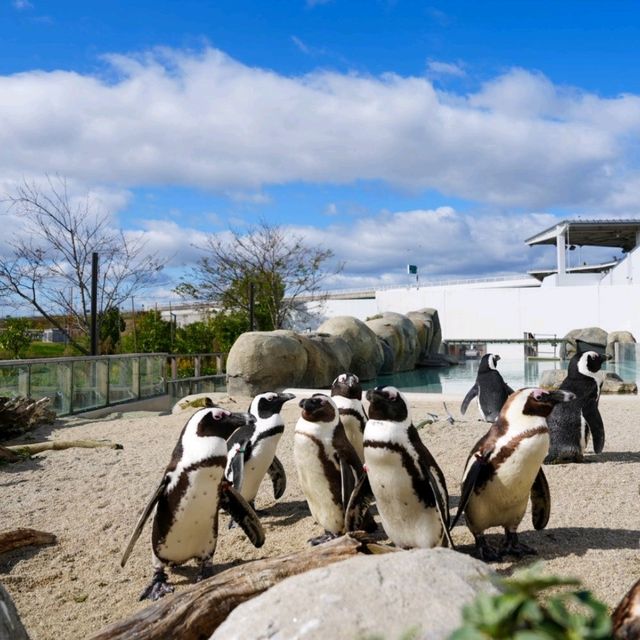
(449, 564), (612, 640)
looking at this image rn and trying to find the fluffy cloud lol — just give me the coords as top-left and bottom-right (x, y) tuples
(1, 47), (640, 210)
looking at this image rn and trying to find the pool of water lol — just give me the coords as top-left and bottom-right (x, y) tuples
(363, 358), (639, 395)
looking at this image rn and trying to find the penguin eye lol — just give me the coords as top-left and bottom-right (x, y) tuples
(210, 409), (228, 420)
(531, 389), (547, 401)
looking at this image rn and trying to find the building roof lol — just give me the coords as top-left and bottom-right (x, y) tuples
(525, 219), (640, 251)
(527, 260), (619, 281)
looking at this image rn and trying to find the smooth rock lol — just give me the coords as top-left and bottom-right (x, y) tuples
(606, 330), (636, 360)
(560, 327), (608, 359)
(317, 316), (384, 380)
(211, 548), (499, 640)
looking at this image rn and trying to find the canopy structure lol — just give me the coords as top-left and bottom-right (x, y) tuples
(524, 219), (640, 281)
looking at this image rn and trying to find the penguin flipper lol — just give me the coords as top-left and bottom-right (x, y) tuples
(450, 453), (487, 530)
(220, 484), (265, 548)
(344, 472), (374, 532)
(120, 475), (169, 568)
(583, 402), (605, 454)
(530, 467), (551, 530)
(267, 455), (287, 500)
(226, 441), (247, 492)
(407, 426), (454, 548)
(340, 458), (355, 511)
(460, 384), (478, 415)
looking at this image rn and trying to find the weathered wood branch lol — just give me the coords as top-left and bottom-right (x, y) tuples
(0, 528), (57, 556)
(0, 445), (21, 463)
(0, 396), (56, 439)
(5, 440), (123, 455)
(91, 533), (392, 640)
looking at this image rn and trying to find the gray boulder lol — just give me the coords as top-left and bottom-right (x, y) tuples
(560, 327), (608, 359)
(226, 331), (308, 396)
(366, 311), (420, 372)
(317, 316), (384, 380)
(605, 330), (636, 360)
(211, 548), (499, 640)
(295, 333), (353, 388)
(410, 307), (443, 355)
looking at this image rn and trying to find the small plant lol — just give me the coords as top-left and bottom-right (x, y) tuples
(449, 564), (613, 639)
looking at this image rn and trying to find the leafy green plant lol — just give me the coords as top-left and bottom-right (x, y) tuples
(450, 564), (613, 640)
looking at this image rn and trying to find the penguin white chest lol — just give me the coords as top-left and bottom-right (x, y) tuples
(156, 465), (224, 563)
(466, 431), (549, 532)
(242, 434), (281, 502)
(365, 444), (443, 549)
(294, 432), (344, 534)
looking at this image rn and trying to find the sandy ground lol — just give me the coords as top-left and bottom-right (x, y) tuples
(1, 391), (639, 639)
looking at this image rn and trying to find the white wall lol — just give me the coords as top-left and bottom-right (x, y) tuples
(367, 282), (640, 340)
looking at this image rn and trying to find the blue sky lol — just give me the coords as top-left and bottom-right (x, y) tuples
(1, 0), (640, 303)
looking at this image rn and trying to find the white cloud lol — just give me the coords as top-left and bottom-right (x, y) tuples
(426, 59), (466, 78)
(13, 0), (33, 10)
(1, 47), (640, 212)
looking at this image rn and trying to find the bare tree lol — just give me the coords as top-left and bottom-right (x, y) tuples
(176, 221), (342, 330)
(0, 177), (163, 354)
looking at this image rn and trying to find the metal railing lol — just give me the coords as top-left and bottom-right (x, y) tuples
(0, 351), (229, 416)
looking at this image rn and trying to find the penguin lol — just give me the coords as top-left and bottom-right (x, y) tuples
(348, 385), (452, 549)
(120, 407), (265, 600)
(294, 393), (374, 545)
(461, 353), (514, 422)
(451, 387), (575, 561)
(330, 372), (368, 462)
(545, 350), (606, 464)
(225, 391), (295, 509)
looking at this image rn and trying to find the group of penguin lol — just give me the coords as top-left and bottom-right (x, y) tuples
(120, 350), (608, 602)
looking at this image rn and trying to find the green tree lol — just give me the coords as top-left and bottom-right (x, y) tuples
(0, 176), (163, 354)
(122, 310), (172, 353)
(99, 307), (126, 354)
(174, 311), (251, 354)
(175, 220), (341, 330)
(0, 317), (33, 358)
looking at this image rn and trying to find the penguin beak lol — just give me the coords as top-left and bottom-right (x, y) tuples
(280, 392), (296, 402)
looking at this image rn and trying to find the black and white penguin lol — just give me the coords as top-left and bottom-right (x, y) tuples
(545, 350), (606, 464)
(461, 353), (514, 422)
(120, 407), (265, 600)
(330, 372), (367, 462)
(451, 387), (574, 561)
(225, 391), (295, 508)
(612, 577), (640, 639)
(294, 393), (373, 545)
(351, 386), (452, 549)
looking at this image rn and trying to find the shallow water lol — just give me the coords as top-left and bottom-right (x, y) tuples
(363, 357), (638, 394)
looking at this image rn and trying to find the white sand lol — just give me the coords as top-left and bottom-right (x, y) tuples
(1, 392), (638, 639)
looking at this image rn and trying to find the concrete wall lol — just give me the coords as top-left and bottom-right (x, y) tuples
(308, 281), (640, 341)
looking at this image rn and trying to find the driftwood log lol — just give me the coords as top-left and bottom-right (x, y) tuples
(91, 533), (393, 640)
(0, 528), (57, 556)
(5, 440), (123, 455)
(0, 445), (21, 463)
(0, 396), (56, 438)
(0, 583), (30, 640)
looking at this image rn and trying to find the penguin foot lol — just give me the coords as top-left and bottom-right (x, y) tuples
(307, 532), (339, 546)
(139, 570), (174, 601)
(502, 531), (537, 558)
(472, 535), (503, 562)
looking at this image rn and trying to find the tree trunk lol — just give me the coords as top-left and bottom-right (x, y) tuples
(90, 533), (391, 640)
(0, 528), (57, 556)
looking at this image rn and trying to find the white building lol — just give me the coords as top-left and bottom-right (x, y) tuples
(314, 219), (640, 342)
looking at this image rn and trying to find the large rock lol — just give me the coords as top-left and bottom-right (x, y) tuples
(294, 332), (353, 388)
(606, 330), (636, 360)
(226, 331), (308, 396)
(211, 548), (499, 640)
(560, 327), (608, 360)
(408, 307), (443, 355)
(366, 312), (420, 372)
(317, 316), (384, 380)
